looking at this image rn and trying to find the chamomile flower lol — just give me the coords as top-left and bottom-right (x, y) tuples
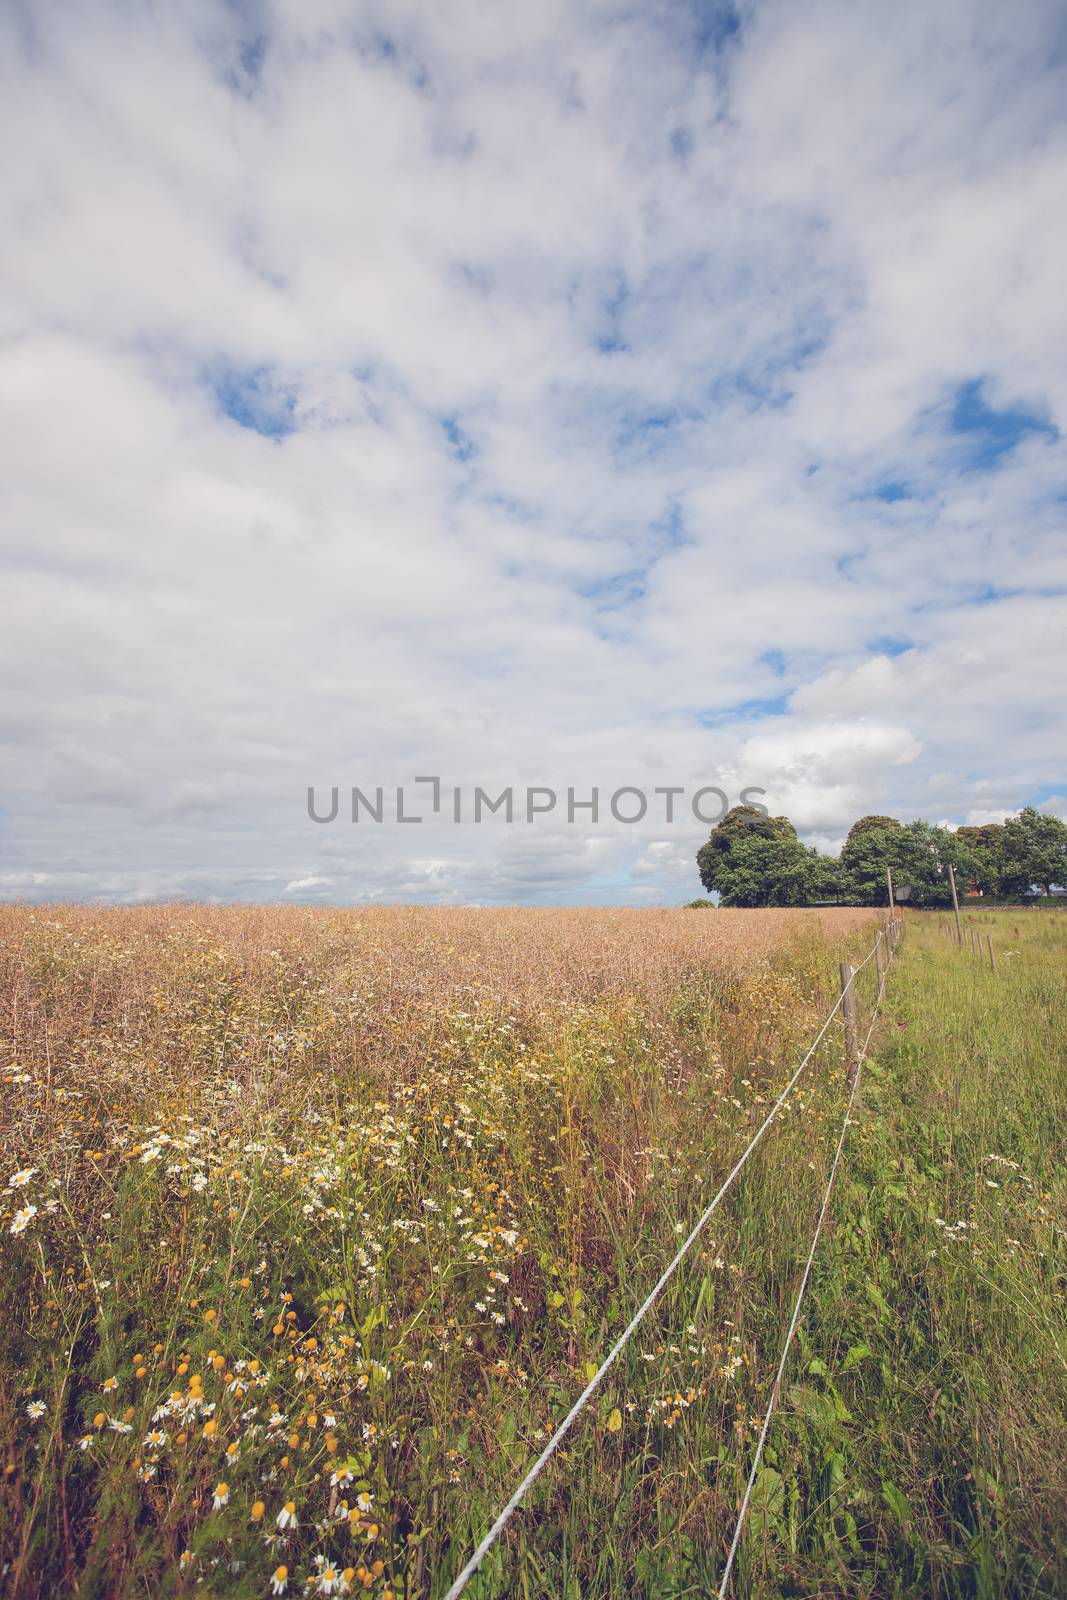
(276, 1500), (298, 1530)
(9, 1205), (37, 1235)
(270, 1565), (289, 1595)
(212, 1481), (230, 1510)
(26, 1400), (46, 1420)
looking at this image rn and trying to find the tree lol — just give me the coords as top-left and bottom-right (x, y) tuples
(714, 834), (841, 907)
(955, 823), (1007, 896)
(896, 821), (979, 908)
(841, 820), (978, 907)
(999, 807), (1067, 896)
(844, 815), (902, 845)
(696, 805), (797, 898)
(839, 824), (909, 905)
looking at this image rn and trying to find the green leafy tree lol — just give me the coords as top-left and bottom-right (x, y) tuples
(839, 824), (909, 905)
(897, 821), (980, 908)
(714, 835), (841, 907)
(696, 805), (796, 897)
(844, 814), (903, 845)
(955, 823), (1007, 896)
(1000, 807), (1067, 896)
(841, 820), (977, 907)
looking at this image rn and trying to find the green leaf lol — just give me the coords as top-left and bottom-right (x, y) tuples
(830, 1386), (854, 1423)
(787, 1384), (838, 1430)
(842, 1342), (873, 1372)
(358, 1301), (387, 1343)
(882, 1480), (911, 1529)
(865, 1281), (891, 1320)
(749, 1466), (785, 1537)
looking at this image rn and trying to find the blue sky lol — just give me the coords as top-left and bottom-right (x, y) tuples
(1, 0), (1066, 904)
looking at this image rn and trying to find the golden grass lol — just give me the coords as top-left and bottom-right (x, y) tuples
(0, 901), (887, 1599)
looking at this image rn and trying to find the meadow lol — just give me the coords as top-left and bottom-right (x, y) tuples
(0, 904), (1063, 1598)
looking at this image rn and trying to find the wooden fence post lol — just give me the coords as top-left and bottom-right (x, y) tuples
(840, 962), (858, 1084)
(986, 934), (996, 974)
(887, 867), (896, 920)
(875, 930), (886, 995)
(948, 863), (963, 946)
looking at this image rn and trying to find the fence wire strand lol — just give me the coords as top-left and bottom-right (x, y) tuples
(716, 942), (894, 1596)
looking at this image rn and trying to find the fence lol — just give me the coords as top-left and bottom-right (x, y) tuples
(442, 913), (906, 1600)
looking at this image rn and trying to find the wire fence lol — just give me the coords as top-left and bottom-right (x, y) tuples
(716, 971), (888, 1594)
(442, 915), (905, 1600)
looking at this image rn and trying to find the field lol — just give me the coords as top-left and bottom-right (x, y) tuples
(0, 904), (1064, 1598)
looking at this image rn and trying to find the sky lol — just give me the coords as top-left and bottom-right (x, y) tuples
(1, 0), (1066, 906)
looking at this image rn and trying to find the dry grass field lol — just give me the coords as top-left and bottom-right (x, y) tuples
(1, 904), (1063, 1598)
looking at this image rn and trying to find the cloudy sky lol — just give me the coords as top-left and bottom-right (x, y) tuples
(2, 0), (1066, 905)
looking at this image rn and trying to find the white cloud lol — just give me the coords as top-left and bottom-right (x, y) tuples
(1, 0), (1065, 904)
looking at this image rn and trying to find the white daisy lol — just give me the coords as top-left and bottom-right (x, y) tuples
(9, 1205), (37, 1236)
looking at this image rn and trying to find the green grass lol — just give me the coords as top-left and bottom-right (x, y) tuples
(0, 907), (1063, 1598)
(783, 908), (1067, 1600)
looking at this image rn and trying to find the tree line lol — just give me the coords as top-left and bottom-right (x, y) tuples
(694, 805), (1067, 908)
